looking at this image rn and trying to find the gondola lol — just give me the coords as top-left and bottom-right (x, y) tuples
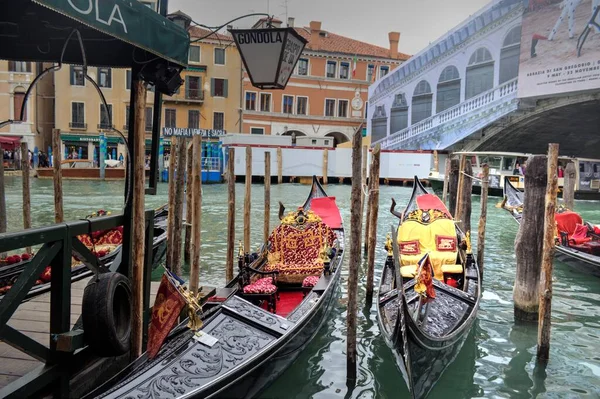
(0, 204), (169, 300)
(377, 176), (481, 399)
(502, 178), (600, 276)
(87, 175), (344, 399)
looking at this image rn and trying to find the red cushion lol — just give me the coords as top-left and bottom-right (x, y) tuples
(570, 224), (592, 245)
(302, 275), (320, 287)
(556, 211), (583, 238)
(310, 197), (342, 229)
(243, 277), (277, 294)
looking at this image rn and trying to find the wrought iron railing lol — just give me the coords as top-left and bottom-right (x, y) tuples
(69, 122), (87, 129)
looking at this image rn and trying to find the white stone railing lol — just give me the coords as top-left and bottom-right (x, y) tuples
(373, 78), (518, 149)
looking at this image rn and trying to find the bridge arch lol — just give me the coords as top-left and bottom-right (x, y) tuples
(466, 47), (494, 99)
(324, 131), (350, 147)
(436, 65), (461, 113)
(411, 80), (433, 124)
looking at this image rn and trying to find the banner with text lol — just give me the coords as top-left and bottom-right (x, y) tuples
(518, 0), (600, 98)
(162, 128), (226, 138)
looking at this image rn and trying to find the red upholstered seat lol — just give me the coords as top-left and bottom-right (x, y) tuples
(243, 277), (277, 294)
(302, 275), (320, 288)
(570, 224), (592, 245)
(310, 197), (342, 229)
(556, 211), (583, 239)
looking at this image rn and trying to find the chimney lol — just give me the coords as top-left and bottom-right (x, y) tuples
(388, 32), (400, 59)
(310, 21), (322, 50)
(287, 17), (295, 27)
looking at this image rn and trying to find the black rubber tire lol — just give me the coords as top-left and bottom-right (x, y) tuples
(82, 272), (132, 357)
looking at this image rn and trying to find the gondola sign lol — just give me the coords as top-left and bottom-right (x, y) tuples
(162, 128), (226, 138)
(230, 27), (308, 90)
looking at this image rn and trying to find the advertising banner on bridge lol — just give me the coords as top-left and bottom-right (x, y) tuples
(518, 0), (600, 98)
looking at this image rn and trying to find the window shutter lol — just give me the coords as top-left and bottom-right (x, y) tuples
(70, 66), (74, 85)
(185, 77), (190, 96)
(211, 78), (215, 97)
(223, 79), (228, 98)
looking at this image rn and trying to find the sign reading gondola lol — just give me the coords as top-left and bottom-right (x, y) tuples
(229, 27), (308, 89)
(162, 128), (226, 138)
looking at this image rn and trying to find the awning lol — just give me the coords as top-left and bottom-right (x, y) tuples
(0, 135), (22, 150)
(0, 0), (189, 67)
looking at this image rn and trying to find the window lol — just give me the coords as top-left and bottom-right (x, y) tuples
(296, 97), (308, 115)
(371, 105), (387, 143)
(145, 107), (153, 132)
(245, 92), (257, 111)
(125, 105), (130, 129)
(466, 48), (494, 99)
(211, 78), (228, 97)
(283, 95), (294, 114)
(165, 109), (176, 128)
(126, 70), (131, 90)
(367, 64), (375, 82)
(297, 58), (309, 76)
(71, 102), (85, 128)
(500, 26), (521, 84)
(8, 61), (31, 73)
(213, 112), (224, 130)
(326, 61), (337, 78)
(391, 93), (408, 133)
(260, 93), (271, 112)
(70, 65), (85, 86)
(379, 65), (389, 78)
(436, 66), (461, 112)
(189, 45), (200, 63)
(339, 62), (350, 79)
(98, 67), (112, 88)
(99, 104), (113, 129)
(214, 48), (225, 65)
(188, 110), (200, 129)
(251, 127), (264, 135)
(186, 76), (202, 100)
(13, 91), (26, 121)
(311, 139), (317, 145)
(325, 99), (336, 117)
(411, 80), (433, 124)
(338, 99), (349, 117)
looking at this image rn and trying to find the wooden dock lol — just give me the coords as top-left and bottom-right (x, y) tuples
(0, 278), (162, 390)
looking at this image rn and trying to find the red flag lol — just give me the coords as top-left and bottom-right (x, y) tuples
(147, 274), (186, 359)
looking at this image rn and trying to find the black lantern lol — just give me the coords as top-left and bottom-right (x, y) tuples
(229, 27), (308, 89)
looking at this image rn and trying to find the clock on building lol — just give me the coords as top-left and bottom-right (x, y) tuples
(351, 92), (363, 111)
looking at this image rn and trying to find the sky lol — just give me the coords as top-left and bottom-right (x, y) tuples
(168, 0), (491, 56)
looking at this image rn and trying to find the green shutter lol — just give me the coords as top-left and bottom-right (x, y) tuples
(211, 78), (215, 97)
(223, 79), (228, 98)
(185, 76), (190, 97)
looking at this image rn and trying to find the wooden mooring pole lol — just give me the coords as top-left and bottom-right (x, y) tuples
(457, 159), (473, 234)
(184, 142), (194, 263)
(477, 164), (489, 280)
(171, 138), (187, 276)
(226, 147), (235, 282)
(131, 80), (147, 357)
(448, 159), (459, 216)
(347, 127), (363, 382)
(513, 155), (547, 323)
(442, 158), (451, 206)
(0, 144), (6, 247)
(244, 146), (252, 252)
(433, 150), (439, 173)
(166, 137), (178, 269)
(361, 145), (368, 210)
(538, 143), (559, 362)
(454, 155), (467, 222)
(52, 129), (64, 223)
(322, 148), (328, 185)
(21, 143), (31, 252)
(363, 157), (373, 256)
(563, 161), (576, 211)
(189, 135), (202, 295)
(264, 152), (271, 242)
(277, 147), (283, 184)
(365, 144), (381, 303)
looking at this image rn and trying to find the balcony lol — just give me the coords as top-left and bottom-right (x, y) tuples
(145, 125), (153, 133)
(185, 89), (204, 102)
(69, 122), (87, 130)
(97, 123), (115, 130)
(165, 89), (204, 105)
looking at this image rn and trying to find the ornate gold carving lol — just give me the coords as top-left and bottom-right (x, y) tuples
(280, 208), (322, 227)
(238, 240), (244, 257)
(385, 233), (393, 256)
(404, 209), (450, 225)
(465, 231), (472, 254)
(319, 238), (330, 264)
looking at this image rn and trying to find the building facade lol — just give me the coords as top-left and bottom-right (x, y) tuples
(241, 19), (410, 145)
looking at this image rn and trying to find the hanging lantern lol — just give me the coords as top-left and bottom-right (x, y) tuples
(229, 27), (308, 89)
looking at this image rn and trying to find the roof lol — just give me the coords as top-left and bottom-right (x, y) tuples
(294, 28), (410, 61)
(188, 26), (233, 42)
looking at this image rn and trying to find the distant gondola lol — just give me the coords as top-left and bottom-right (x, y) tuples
(87, 176), (345, 399)
(378, 176), (481, 399)
(501, 178), (600, 276)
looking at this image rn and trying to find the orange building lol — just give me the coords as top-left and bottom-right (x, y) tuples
(241, 19), (410, 146)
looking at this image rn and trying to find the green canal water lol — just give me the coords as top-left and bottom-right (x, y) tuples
(3, 177), (600, 398)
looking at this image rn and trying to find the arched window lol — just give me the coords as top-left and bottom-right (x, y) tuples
(390, 93), (409, 134)
(466, 48), (494, 99)
(436, 66), (461, 113)
(13, 86), (26, 121)
(411, 80), (432, 124)
(371, 106), (388, 143)
(499, 26), (521, 84)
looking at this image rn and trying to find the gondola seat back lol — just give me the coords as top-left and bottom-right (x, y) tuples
(397, 217), (462, 280)
(264, 210), (337, 284)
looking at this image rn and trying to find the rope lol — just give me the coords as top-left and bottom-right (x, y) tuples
(461, 170), (483, 183)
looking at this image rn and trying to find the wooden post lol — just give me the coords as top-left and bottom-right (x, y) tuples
(448, 159), (459, 217)
(226, 147), (236, 282)
(184, 142), (194, 263)
(244, 146), (252, 252)
(433, 150), (439, 172)
(21, 143), (31, 252)
(277, 147), (283, 184)
(264, 152), (271, 242)
(514, 155), (547, 323)
(322, 149), (328, 185)
(538, 143), (559, 361)
(361, 145), (368, 210)
(166, 137), (177, 269)
(563, 161), (576, 211)
(363, 159), (374, 256)
(0, 144), (6, 241)
(51, 129), (64, 224)
(171, 138), (187, 276)
(442, 158), (451, 205)
(454, 154), (467, 221)
(189, 135), (202, 295)
(457, 160), (473, 234)
(365, 144), (381, 303)
(131, 81), (147, 357)
(347, 128), (363, 382)
(477, 164), (489, 280)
